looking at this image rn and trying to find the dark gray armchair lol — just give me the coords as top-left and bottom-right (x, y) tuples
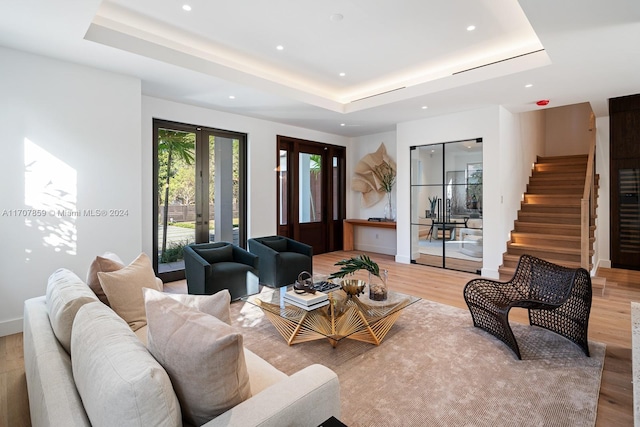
(247, 236), (313, 288)
(183, 242), (259, 300)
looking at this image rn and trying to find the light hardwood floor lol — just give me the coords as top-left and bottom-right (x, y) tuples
(2, 251), (638, 427)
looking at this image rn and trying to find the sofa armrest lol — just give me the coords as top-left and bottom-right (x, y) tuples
(203, 364), (340, 427)
(24, 296), (91, 427)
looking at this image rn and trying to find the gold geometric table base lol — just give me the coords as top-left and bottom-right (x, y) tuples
(255, 296), (408, 347)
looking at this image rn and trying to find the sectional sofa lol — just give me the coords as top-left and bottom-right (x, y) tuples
(23, 260), (340, 427)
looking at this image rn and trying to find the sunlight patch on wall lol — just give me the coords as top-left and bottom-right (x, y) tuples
(24, 138), (78, 255)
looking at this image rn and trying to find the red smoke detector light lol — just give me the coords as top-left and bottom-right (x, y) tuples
(536, 99), (550, 106)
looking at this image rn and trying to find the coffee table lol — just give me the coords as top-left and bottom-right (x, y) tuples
(242, 286), (420, 347)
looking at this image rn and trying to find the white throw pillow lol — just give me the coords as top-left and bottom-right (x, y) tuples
(143, 288), (251, 426)
(71, 301), (181, 427)
(98, 253), (162, 331)
(46, 268), (99, 354)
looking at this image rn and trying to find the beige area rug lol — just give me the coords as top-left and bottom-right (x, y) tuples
(231, 299), (605, 427)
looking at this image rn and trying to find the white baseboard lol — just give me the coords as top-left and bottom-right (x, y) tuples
(596, 259), (612, 270)
(395, 254), (411, 264)
(353, 243), (396, 256)
(0, 317), (23, 337)
(481, 268), (500, 279)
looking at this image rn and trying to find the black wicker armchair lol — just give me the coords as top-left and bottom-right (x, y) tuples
(463, 254), (592, 359)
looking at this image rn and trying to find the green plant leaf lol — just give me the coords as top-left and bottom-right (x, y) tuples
(328, 254), (380, 279)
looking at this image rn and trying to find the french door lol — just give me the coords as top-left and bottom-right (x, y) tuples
(277, 136), (345, 255)
(153, 119), (247, 282)
(410, 139), (483, 274)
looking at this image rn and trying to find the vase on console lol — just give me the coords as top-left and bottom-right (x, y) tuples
(383, 192), (395, 221)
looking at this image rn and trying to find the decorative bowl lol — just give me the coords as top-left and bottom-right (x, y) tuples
(340, 279), (366, 298)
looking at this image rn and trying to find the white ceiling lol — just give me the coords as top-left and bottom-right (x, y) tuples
(1, 0), (639, 137)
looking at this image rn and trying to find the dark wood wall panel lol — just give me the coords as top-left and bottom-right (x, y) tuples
(610, 94), (640, 270)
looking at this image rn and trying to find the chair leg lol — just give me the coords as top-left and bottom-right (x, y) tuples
(468, 304), (522, 359)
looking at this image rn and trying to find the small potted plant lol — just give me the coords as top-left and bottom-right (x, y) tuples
(328, 254), (388, 301)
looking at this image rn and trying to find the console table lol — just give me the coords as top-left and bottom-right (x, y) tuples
(343, 219), (396, 251)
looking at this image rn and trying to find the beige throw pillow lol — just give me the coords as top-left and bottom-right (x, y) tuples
(165, 289), (232, 325)
(134, 290), (232, 347)
(98, 253), (161, 331)
(86, 252), (124, 306)
(71, 301), (181, 427)
(143, 288), (251, 426)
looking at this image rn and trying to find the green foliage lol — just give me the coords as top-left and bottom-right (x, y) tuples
(328, 254), (380, 280)
(159, 239), (192, 263)
(373, 161), (396, 193)
(170, 221), (195, 229)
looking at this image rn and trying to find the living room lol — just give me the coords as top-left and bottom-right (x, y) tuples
(1, 0), (640, 426)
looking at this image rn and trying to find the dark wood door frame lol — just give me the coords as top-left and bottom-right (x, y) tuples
(276, 135), (345, 254)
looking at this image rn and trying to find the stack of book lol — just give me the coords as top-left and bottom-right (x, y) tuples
(283, 289), (329, 311)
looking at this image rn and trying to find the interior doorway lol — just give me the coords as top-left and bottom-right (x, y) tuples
(277, 136), (345, 255)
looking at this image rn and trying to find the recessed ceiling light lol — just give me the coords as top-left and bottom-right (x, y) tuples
(525, 84), (533, 88)
(467, 25), (476, 31)
(340, 123), (346, 127)
(276, 45), (284, 51)
(182, 4), (192, 11)
(339, 72), (346, 77)
(421, 106), (428, 110)
(229, 95), (235, 99)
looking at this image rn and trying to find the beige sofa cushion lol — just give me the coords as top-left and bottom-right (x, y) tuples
(144, 288), (251, 426)
(45, 268), (99, 354)
(71, 301), (181, 427)
(85, 252), (124, 305)
(98, 253), (161, 331)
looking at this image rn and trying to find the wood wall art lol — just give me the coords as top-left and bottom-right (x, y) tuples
(351, 143), (396, 208)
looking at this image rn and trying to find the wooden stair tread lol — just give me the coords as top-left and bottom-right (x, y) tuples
(507, 242), (594, 256)
(510, 232), (594, 242)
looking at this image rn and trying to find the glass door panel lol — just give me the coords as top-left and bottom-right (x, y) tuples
(299, 152), (322, 224)
(154, 119), (247, 282)
(206, 136), (240, 245)
(157, 127), (196, 275)
(278, 149), (288, 226)
(411, 139), (483, 274)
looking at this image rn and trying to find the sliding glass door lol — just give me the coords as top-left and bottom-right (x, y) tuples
(153, 119), (247, 282)
(410, 139), (483, 273)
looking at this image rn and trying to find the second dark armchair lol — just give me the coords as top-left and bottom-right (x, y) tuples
(183, 242), (259, 300)
(248, 236), (313, 288)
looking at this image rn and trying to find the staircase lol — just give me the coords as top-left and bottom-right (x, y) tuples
(499, 154), (598, 279)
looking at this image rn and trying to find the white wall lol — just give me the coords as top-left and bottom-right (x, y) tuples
(545, 103), (593, 156)
(396, 107), (500, 275)
(0, 47), (142, 335)
(347, 131), (397, 255)
(140, 97), (350, 261)
(594, 116), (611, 270)
(498, 108), (546, 259)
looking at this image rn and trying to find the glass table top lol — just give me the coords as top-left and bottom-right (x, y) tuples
(241, 284), (421, 345)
